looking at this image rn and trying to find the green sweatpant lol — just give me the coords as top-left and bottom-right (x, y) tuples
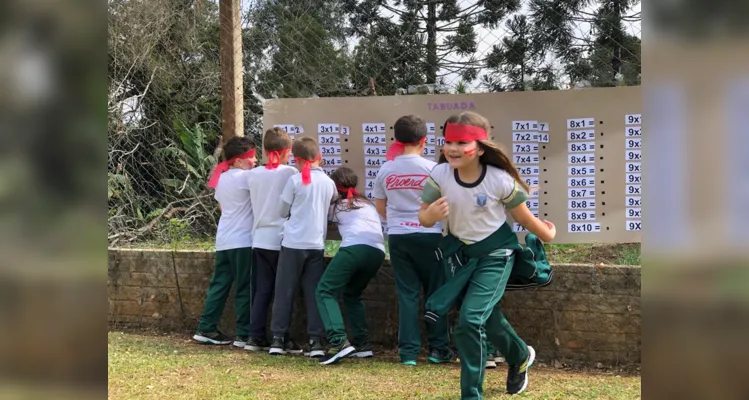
(454, 251), (529, 400)
(315, 244), (385, 346)
(389, 233), (451, 361)
(197, 247), (254, 336)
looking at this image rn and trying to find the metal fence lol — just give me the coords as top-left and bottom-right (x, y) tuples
(107, 0), (641, 247)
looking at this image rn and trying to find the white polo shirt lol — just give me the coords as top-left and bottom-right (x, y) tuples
(421, 163), (527, 243)
(245, 165), (298, 251)
(329, 200), (386, 253)
(373, 154), (442, 235)
(280, 168), (337, 250)
(214, 169), (254, 251)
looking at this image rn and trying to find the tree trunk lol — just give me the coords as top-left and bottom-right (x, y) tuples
(426, 1), (437, 84)
(611, 0), (623, 82)
(219, 0), (244, 139)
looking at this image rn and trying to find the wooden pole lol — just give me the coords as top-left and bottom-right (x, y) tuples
(219, 0), (244, 139)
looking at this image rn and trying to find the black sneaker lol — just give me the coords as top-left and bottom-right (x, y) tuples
(507, 346), (536, 395)
(306, 339), (325, 358)
(350, 342), (373, 358)
(268, 336), (286, 355)
(270, 337), (304, 355)
(193, 330), (232, 345)
(244, 337), (271, 352)
(233, 335), (249, 348)
(284, 339), (304, 355)
(319, 340), (355, 365)
(427, 348), (457, 364)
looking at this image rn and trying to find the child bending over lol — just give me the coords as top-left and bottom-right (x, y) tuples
(316, 167), (386, 365)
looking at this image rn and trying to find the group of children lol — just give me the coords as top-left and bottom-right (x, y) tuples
(192, 111), (557, 399)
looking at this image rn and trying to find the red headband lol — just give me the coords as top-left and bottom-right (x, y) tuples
(385, 137), (427, 161)
(294, 154), (322, 185)
(207, 149), (256, 188)
(265, 148), (291, 170)
(336, 186), (359, 200)
(444, 123), (488, 142)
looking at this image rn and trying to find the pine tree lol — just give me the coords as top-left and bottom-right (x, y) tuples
(344, 0), (521, 86)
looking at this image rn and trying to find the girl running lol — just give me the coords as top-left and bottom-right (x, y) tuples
(315, 167), (386, 365)
(418, 111), (556, 398)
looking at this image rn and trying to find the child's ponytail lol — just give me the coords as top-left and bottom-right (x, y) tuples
(329, 167), (371, 218)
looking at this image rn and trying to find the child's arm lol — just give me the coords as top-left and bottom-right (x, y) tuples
(502, 179), (556, 242)
(375, 199), (387, 219)
(279, 178), (295, 218)
(509, 203), (556, 242)
(417, 176), (448, 228)
(373, 167), (387, 219)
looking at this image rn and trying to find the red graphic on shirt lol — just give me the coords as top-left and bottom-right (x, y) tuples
(385, 174), (428, 190)
(400, 221), (423, 227)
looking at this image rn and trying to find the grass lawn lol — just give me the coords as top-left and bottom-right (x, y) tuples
(116, 240), (641, 266)
(109, 332), (641, 399)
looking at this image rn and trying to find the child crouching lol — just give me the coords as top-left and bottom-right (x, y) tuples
(316, 167), (386, 365)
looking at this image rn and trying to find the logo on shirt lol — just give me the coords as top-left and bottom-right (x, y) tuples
(385, 174), (428, 190)
(475, 193), (488, 207)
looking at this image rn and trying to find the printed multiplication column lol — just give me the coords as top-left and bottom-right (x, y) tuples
(422, 122), (437, 160)
(512, 120), (540, 232)
(363, 122), (387, 200)
(567, 118), (600, 233)
(318, 123), (342, 175)
(625, 114), (642, 231)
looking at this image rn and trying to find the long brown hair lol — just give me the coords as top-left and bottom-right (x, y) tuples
(330, 167), (371, 216)
(438, 111), (530, 193)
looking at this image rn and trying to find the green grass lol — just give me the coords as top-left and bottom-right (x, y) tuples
(117, 239), (641, 266)
(108, 332), (640, 400)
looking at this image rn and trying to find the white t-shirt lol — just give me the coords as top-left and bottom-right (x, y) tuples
(421, 163), (527, 243)
(373, 154), (442, 235)
(214, 169), (254, 251)
(280, 168), (337, 250)
(329, 200), (386, 253)
(245, 165), (299, 251)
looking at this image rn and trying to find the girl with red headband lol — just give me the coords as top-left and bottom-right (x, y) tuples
(418, 111), (557, 398)
(242, 127), (298, 352)
(194, 136), (257, 347)
(315, 166), (386, 365)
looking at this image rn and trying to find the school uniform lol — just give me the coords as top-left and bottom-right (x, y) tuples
(373, 154), (452, 363)
(244, 164), (299, 344)
(269, 168), (337, 352)
(194, 169), (254, 344)
(421, 163), (537, 400)
(315, 200), (386, 364)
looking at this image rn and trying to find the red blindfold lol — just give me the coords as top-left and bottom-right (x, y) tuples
(444, 123), (488, 142)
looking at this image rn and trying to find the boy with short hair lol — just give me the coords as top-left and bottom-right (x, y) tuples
(374, 115), (454, 365)
(243, 127), (298, 351)
(193, 136), (257, 346)
(268, 136), (337, 357)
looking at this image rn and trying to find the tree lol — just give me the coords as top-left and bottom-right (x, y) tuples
(343, 0), (521, 86)
(108, 0), (226, 242)
(483, 14), (560, 91)
(350, 18), (426, 96)
(528, 0), (641, 88)
(244, 0), (352, 99)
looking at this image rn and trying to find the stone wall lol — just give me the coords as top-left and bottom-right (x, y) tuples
(108, 248), (640, 367)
